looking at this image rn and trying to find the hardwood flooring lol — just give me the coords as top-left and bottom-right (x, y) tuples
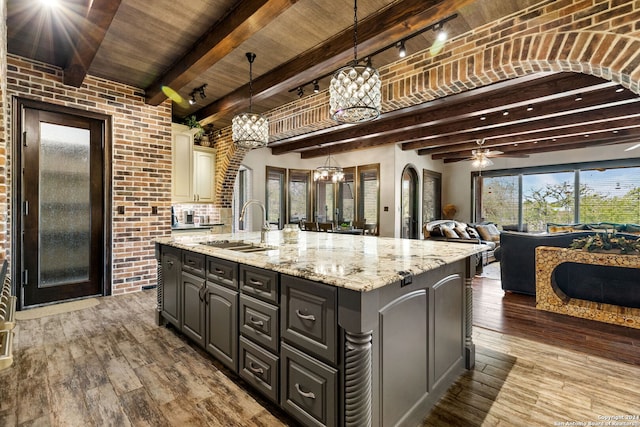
(0, 272), (639, 426)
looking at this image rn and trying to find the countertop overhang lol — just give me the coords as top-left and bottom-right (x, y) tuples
(156, 231), (489, 292)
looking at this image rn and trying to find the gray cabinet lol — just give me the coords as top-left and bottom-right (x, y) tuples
(281, 342), (338, 427)
(181, 270), (206, 347)
(240, 265), (278, 304)
(239, 294), (279, 353)
(205, 282), (238, 371)
(239, 336), (279, 403)
(160, 246), (181, 328)
(281, 275), (337, 364)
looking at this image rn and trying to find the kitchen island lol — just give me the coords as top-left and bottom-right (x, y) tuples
(155, 231), (487, 427)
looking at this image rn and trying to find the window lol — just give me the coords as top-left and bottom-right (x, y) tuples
(357, 164), (379, 232)
(266, 166), (286, 229)
(337, 168), (355, 225)
(476, 160), (640, 231)
(422, 169), (442, 223)
(315, 180), (335, 223)
(288, 169), (311, 224)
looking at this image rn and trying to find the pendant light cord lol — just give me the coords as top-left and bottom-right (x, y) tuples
(246, 52), (256, 113)
(353, 0), (358, 64)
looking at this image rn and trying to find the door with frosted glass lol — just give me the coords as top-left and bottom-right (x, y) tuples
(21, 108), (104, 307)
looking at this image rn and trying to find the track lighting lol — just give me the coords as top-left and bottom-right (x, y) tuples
(433, 22), (447, 42)
(616, 85), (624, 93)
(526, 104), (533, 111)
(188, 84), (208, 106)
(397, 41), (406, 58)
(313, 80), (319, 93)
(297, 87), (304, 98)
(575, 93), (583, 101)
(502, 110), (509, 116)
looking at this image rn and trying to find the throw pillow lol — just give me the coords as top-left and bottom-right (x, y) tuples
(430, 225), (444, 237)
(476, 224), (500, 242)
(454, 225), (471, 239)
(467, 227), (480, 239)
(441, 224), (459, 239)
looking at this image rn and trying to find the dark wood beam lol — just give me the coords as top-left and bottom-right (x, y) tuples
(419, 116), (640, 156)
(441, 135), (640, 162)
(270, 73), (610, 154)
(195, 0), (476, 123)
(63, 0), (122, 87)
(145, 0), (298, 106)
(402, 101), (640, 151)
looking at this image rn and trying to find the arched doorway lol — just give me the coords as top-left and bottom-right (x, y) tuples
(401, 165), (419, 239)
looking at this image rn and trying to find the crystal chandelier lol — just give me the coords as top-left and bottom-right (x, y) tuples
(232, 52), (269, 149)
(314, 155), (345, 182)
(329, 0), (381, 123)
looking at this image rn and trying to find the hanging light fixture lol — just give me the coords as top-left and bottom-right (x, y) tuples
(314, 154), (345, 182)
(329, 0), (381, 123)
(232, 52), (269, 149)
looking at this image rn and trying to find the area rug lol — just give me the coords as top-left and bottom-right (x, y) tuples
(478, 261), (501, 280)
(15, 298), (100, 320)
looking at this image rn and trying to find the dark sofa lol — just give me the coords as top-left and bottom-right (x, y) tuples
(495, 231), (640, 307)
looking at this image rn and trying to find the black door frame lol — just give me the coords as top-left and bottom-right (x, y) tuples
(12, 97), (112, 309)
(401, 164), (420, 239)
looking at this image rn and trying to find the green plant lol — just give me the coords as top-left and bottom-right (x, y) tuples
(183, 115), (204, 137)
(569, 232), (640, 254)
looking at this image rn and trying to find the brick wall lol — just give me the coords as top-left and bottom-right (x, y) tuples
(6, 55), (172, 295)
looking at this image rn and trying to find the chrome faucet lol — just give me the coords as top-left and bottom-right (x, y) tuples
(239, 199), (270, 243)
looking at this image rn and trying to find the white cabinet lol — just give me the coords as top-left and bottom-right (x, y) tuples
(172, 124), (215, 203)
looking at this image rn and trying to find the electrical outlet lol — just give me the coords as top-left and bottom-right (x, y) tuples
(152, 206), (158, 214)
(117, 206), (125, 214)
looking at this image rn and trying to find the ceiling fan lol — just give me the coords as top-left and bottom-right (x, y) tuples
(469, 139), (503, 168)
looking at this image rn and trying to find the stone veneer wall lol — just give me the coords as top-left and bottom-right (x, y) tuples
(5, 54), (172, 294)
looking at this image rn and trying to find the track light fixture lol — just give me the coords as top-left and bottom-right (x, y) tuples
(575, 93), (583, 101)
(313, 80), (320, 93)
(616, 85), (624, 93)
(397, 41), (406, 58)
(297, 86), (304, 98)
(433, 22), (447, 42)
(526, 104), (533, 111)
(188, 84), (208, 106)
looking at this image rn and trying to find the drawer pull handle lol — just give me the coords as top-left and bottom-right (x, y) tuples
(295, 383), (316, 399)
(248, 363), (264, 375)
(249, 278), (265, 287)
(214, 268), (224, 274)
(295, 310), (316, 322)
(249, 317), (264, 327)
(167, 260), (174, 266)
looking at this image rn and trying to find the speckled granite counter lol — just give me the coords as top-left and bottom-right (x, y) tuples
(155, 231), (488, 427)
(155, 230), (488, 292)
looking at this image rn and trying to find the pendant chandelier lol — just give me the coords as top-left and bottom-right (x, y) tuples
(314, 154), (344, 182)
(232, 52), (269, 149)
(329, 0), (381, 123)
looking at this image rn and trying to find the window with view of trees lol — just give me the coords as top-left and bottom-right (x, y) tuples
(288, 169), (311, 224)
(266, 166), (286, 229)
(477, 161), (640, 232)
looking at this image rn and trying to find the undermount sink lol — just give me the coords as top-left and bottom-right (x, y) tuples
(201, 240), (276, 253)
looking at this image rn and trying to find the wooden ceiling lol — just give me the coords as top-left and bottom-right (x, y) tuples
(7, 0), (640, 161)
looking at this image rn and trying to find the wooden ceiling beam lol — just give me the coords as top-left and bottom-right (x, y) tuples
(402, 101), (640, 150)
(270, 72), (610, 154)
(145, 0), (298, 106)
(195, 0), (476, 124)
(63, 0), (122, 87)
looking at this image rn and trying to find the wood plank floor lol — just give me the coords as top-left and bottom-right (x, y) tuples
(0, 272), (639, 426)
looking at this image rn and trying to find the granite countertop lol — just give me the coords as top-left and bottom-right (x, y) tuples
(156, 231), (488, 292)
(171, 223), (224, 230)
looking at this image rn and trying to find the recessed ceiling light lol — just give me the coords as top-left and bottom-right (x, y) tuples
(575, 94), (583, 101)
(584, 134), (590, 137)
(480, 116), (486, 121)
(502, 110), (509, 116)
(612, 130), (619, 133)
(526, 105), (533, 111)
(616, 85), (624, 93)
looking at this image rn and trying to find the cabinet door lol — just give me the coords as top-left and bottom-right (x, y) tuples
(161, 247), (181, 328)
(181, 271), (205, 347)
(171, 124), (194, 203)
(193, 148), (215, 203)
(205, 282), (238, 372)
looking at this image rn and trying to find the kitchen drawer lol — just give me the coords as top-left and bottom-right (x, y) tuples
(239, 336), (279, 404)
(182, 251), (205, 278)
(280, 342), (337, 427)
(239, 294), (279, 353)
(207, 257), (237, 289)
(281, 275), (337, 364)
(240, 265), (278, 304)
